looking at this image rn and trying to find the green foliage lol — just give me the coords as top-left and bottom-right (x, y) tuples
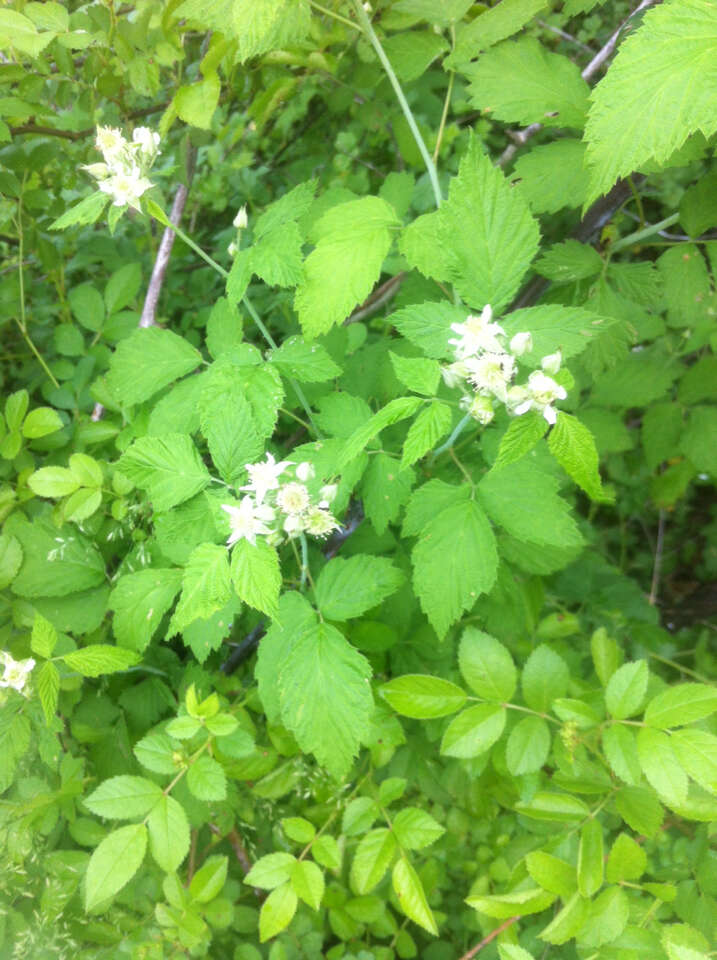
(1, 2), (716, 958)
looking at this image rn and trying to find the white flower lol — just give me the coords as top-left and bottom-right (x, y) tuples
(464, 394), (495, 425)
(541, 350), (562, 376)
(448, 305), (505, 360)
(506, 384), (530, 414)
(95, 126), (126, 162)
(319, 483), (338, 504)
(304, 506), (341, 539)
(464, 351), (516, 403)
(295, 461), (315, 483)
(509, 331), (533, 357)
(515, 370), (567, 425)
(99, 167), (153, 209)
(276, 482), (310, 516)
(233, 205), (248, 229)
(221, 498), (273, 547)
(132, 126), (160, 160)
(283, 513), (306, 537)
(242, 452), (292, 505)
(0, 653), (35, 694)
(227, 241), (238, 258)
(441, 361), (470, 389)
(81, 162), (109, 180)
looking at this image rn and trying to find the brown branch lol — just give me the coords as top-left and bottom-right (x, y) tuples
(346, 272), (404, 324)
(458, 916), (520, 960)
(9, 103), (169, 142)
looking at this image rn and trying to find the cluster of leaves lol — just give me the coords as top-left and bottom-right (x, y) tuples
(0, 1), (716, 959)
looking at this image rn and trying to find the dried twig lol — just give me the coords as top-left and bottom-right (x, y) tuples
(458, 916), (520, 960)
(347, 273), (404, 324)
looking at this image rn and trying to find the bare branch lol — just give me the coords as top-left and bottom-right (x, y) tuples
(458, 916), (520, 960)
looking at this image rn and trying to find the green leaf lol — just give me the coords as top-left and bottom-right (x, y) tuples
(392, 808), (445, 851)
(400, 401), (451, 469)
(339, 397), (424, 468)
(37, 661), (59, 725)
(109, 568), (183, 652)
(279, 622), (373, 779)
(606, 833), (646, 883)
(412, 499), (498, 637)
(662, 923), (711, 960)
(548, 412), (610, 502)
(49, 191), (109, 231)
(603, 724), (641, 785)
(27, 466), (79, 499)
(584, 0), (717, 204)
(250, 222), (305, 288)
(403, 479), (470, 537)
(118, 434), (211, 511)
(269, 336), (341, 383)
(681, 406), (717, 476)
(449, 0), (546, 62)
(199, 362), (263, 483)
(256, 592), (317, 725)
(637, 727), (688, 808)
(187, 755), (227, 801)
(458, 627), (517, 701)
(535, 240), (603, 283)
(0, 532), (22, 590)
(389, 301), (468, 359)
(166, 715), (201, 740)
(230, 538), (280, 619)
(657, 245), (711, 329)
(291, 859), (324, 911)
(478, 461), (583, 550)
(259, 882), (298, 942)
(380, 674), (466, 719)
(382, 30), (448, 81)
(175, 74), (220, 129)
(592, 344), (678, 408)
(525, 851), (576, 897)
(8, 516), (105, 598)
(538, 892), (588, 945)
(147, 795), (190, 873)
(614, 785), (663, 837)
(245, 852), (298, 891)
(134, 732), (178, 775)
(31, 613), (57, 658)
(342, 797), (380, 836)
(493, 412), (548, 471)
(22, 406), (63, 439)
(644, 683), (717, 729)
(502, 305), (611, 368)
(105, 328), (202, 407)
(167, 543), (231, 638)
(392, 858), (438, 935)
(516, 791), (589, 822)
(389, 352), (441, 396)
(466, 888), (556, 919)
(281, 816), (315, 844)
(499, 945), (539, 960)
(295, 196), (399, 338)
(440, 703), (506, 758)
(206, 297), (243, 359)
(680, 169), (717, 237)
(506, 716), (551, 775)
(85, 775), (163, 820)
(104, 262), (141, 315)
(466, 36), (589, 129)
(577, 819), (604, 897)
(190, 854), (228, 903)
(350, 828), (398, 895)
(521, 645), (569, 712)
(579, 885), (630, 948)
(62, 645), (141, 677)
(605, 660), (649, 719)
(361, 452), (415, 535)
(513, 139), (590, 214)
(314, 555), (404, 621)
(671, 729), (717, 794)
(85, 823), (148, 912)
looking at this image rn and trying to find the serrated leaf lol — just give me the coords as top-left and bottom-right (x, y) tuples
(314, 555), (404, 621)
(85, 823), (147, 912)
(167, 543), (231, 638)
(493, 411), (548, 471)
(269, 336), (341, 383)
(605, 660), (648, 719)
(295, 196), (399, 338)
(187, 755), (227, 801)
(637, 727), (688, 808)
(577, 819), (604, 897)
(250, 222), (304, 288)
(190, 854), (228, 902)
(392, 858), (438, 935)
(606, 833), (646, 883)
(339, 397), (423, 468)
(230, 537), (280, 618)
(279, 622), (372, 779)
(536, 240), (603, 283)
(37, 661), (59, 725)
(350, 828), (398, 895)
(548, 412), (609, 502)
(380, 674), (466, 718)
(175, 74), (220, 129)
(525, 851), (576, 898)
(147, 795), (190, 873)
(602, 724), (641, 785)
(31, 613), (57, 658)
(671, 729), (717, 794)
(513, 139), (590, 214)
(9, 517), (105, 598)
(584, 0), (717, 204)
(614, 785), (663, 837)
(389, 301), (468, 359)
(389, 352), (441, 396)
(501, 305), (610, 368)
(413, 499), (498, 637)
(246, 852), (298, 890)
(516, 792), (589, 821)
(206, 297), (243, 359)
(259, 882), (298, 942)
(134, 732), (178, 775)
(85, 775), (163, 820)
(392, 808), (445, 851)
(199, 362), (262, 483)
(105, 328), (201, 407)
(109, 568), (183, 652)
(291, 859), (324, 911)
(361, 452), (415, 535)
(458, 627), (517, 701)
(400, 401), (451, 469)
(644, 683), (717, 729)
(466, 887), (556, 919)
(506, 716), (551, 775)
(466, 36), (589, 129)
(538, 892), (588, 945)
(440, 703), (506, 758)
(50, 191), (109, 231)
(118, 434), (210, 511)
(62, 645), (141, 677)
(521, 645), (569, 712)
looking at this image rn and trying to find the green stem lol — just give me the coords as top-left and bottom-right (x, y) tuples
(14, 201), (59, 388)
(610, 213), (679, 253)
(352, 0), (442, 208)
(432, 411), (472, 459)
(433, 57), (454, 164)
(151, 208), (322, 438)
(648, 652), (711, 684)
(308, 0), (360, 29)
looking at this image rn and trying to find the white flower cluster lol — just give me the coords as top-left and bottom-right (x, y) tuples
(442, 305), (567, 426)
(228, 205), (248, 259)
(0, 652), (35, 695)
(83, 125), (160, 210)
(221, 453), (340, 547)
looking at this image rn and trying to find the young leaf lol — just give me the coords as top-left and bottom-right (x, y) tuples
(314, 555), (404, 621)
(31, 613), (57, 658)
(605, 660), (649, 719)
(466, 888), (556, 919)
(62, 645), (141, 677)
(268, 336), (342, 383)
(84, 775), (163, 820)
(350, 828), (398, 895)
(458, 627), (517, 701)
(167, 543), (231, 637)
(230, 537), (280, 619)
(134, 732), (178, 775)
(389, 301), (467, 359)
(506, 716), (551, 775)
(147, 795), (190, 873)
(493, 411), (548, 471)
(361, 452), (415, 535)
(291, 859), (324, 911)
(50, 191), (109, 231)
(525, 851), (576, 898)
(606, 833), (646, 883)
(538, 893), (588, 946)
(199, 362), (263, 483)
(259, 882), (298, 942)
(27, 466), (79, 498)
(109, 568), (183, 652)
(670, 729), (717, 793)
(85, 823), (148, 912)
(380, 674), (466, 719)
(392, 858), (438, 935)
(187, 755), (227, 801)
(279, 622), (373, 779)
(577, 820), (604, 897)
(389, 352), (441, 396)
(400, 401), (452, 469)
(637, 727), (688, 808)
(189, 854), (228, 903)
(412, 499), (498, 638)
(392, 808), (445, 851)
(246, 852), (298, 891)
(37, 661), (59, 725)
(105, 328), (202, 407)
(339, 397), (423, 468)
(118, 434), (211, 511)
(441, 703), (506, 758)
(295, 196), (399, 338)
(602, 724), (641, 785)
(521, 645), (569, 712)
(644, 683), (717, 729)
(548, 412), (610, 502)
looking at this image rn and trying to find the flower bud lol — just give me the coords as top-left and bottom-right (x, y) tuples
(319, 483), (338, 503)
(509, 331), (533, 356)
(227, 241), (237, 258)
(468, 395), (494, 425)
(295, 461), (315, 482)
(541, 350), (562, 376)
(233, 205), (248, 229)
